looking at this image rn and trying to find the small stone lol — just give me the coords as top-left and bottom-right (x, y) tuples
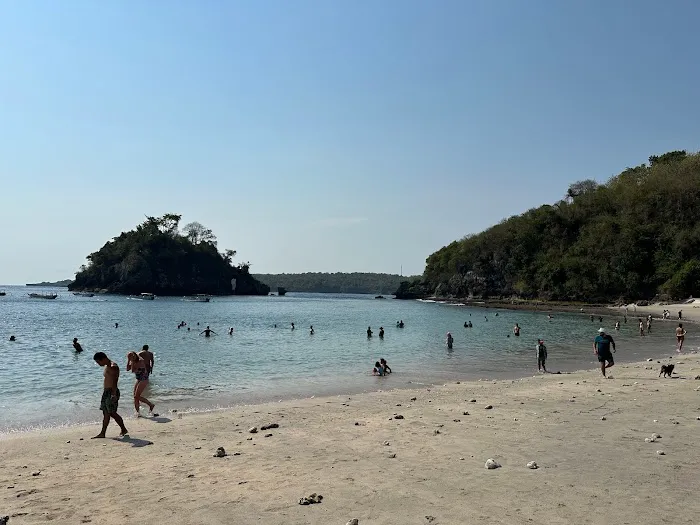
(264, 433), (273, 438)
(260, 423), (279, 431)
(248, 427), (258, 434)
(346, 520), (359, 525)
(485, 458), (501, 469)
(396, 403), (402, 407)
(246, 437), (253, 441)
(66, 441), (71, 444)
(187, 474), (194, 478)
(213, 447), (226, 457)
(31, 471), (40, 476)
(383, 441), (390, 446)
(459, 457), (465, 460)
(600, 417), (607, 421)
(653, 419), (658, 423)
(388, 453), (396, 458)
(484, 405), (493, 410)
(456, 381), (461, 384)
(394, 414), (404, 420)
(433, 429), (441, 435)
(526, 461), (538, 469)
(513, 418), (518, 421)
(652, 433), (661, 439)
(410, 397), (417, 401)
(463, 411), (470, 416)
(657, 450), (665, 455)
(453, 419), (461, 422)
(647, 358), (653, 362)
(645, 437), (655, 443)
(470, 399), (476, 403)
(596, 389), (602, 393)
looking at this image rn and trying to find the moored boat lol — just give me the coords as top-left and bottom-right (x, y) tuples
(137, 293), (155, 300)
(0, 291), (6, 296)
(278, 287), (287, 296)
(185, 294), (211, 302)
(73, 292), (95, 298)
(28, 293), (58, 299)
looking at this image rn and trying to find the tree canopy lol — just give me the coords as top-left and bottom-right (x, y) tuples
(254, 272), (414, 294)
(69, 214), (269, 296)
(398, 150), (700, 302)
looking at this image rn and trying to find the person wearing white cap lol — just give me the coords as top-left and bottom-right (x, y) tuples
(593, 328), (616, 377)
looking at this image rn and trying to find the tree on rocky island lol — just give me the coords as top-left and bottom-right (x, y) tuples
(69, 214), (270, 296)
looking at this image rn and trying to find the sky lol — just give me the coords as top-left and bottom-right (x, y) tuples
(1, 0), (699, 284)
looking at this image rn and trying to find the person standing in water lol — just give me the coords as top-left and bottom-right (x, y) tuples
(536, 339), (547, 372)
(92, 352), (129, 438)
(638, 318), (645, 336)
(367, 326), (373, 338)
(513, 324), (521, 337)
(309, 325), (314, 335)
(676, 323), (687, 352)
(73, 338), (84, 353)
(379, 327), (384, 338)
(138, 344), (154, 376)
(291, 322), (295, 331)
(200, 326), (217, 337)
(614, 321), (620, 331)
(446, 332), (454, 349)
(126, 351), (155, 417)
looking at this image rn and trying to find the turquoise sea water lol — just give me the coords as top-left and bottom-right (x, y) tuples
(0, 286), (690, 432)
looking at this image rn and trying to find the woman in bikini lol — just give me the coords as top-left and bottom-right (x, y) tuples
(126, 351), (155, 416)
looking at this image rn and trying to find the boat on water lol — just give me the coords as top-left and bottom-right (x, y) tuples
(0, 291), (6, 296)
(375, 295), (386, 299)
(73, 292), (95, 298)
(28, 293), (58, 300)
(135, 293), (155, 300)
(185, 294), (211, 303)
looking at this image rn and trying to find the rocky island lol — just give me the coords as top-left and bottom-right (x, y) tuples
(69, 214), (270, 296)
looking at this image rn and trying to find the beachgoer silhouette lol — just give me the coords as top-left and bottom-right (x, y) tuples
(200, 326), (217, 337)
(73, 338), (83, 353)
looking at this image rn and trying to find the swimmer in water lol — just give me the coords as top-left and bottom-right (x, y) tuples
(310, 325), (314, 335)
(9, 335), (16, 341)
(446, 332), (454, 349)
(115, 323), (119, 329)
(464, 322), (468, 328)
(367, 326), (373, 338)
(379, 327), (384, 338)
(228, 327), (234, 336)
(513, 324), (521, 337)
(291, 322), (295, 330)
(614, 321), (620, 330)
(399, 320), (404, 328)
(373, 361), (384, 376)
(380, 358), (392, 373)
(200, 326), (217, 337)
(73, 338), (83, 353)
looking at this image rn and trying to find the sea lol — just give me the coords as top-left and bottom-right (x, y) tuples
(0, 285), (688, 433)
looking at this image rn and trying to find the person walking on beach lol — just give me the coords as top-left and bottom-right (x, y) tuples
(594, 328), (615, 378)
(126, 351), (155, 417)
(676, 323), (687, 352)
(536, 339), (547, 373)
(200, 326), (217, 337)
(73, 338), (83, 353)
(92, 352), (129, 438)
(138, 344), (154, 376)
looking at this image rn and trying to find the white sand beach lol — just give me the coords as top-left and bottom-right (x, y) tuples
(3, 355), (700, 525)
(612, 301), (700, 323)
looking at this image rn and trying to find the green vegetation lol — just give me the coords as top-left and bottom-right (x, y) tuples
(27, 279), (73, 287)
(254, 272), (413, 294)
(69, 214), (270, 296)
(398, 150), (700, 302)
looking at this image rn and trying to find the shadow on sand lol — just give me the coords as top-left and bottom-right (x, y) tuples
(112, 436), (153, 447)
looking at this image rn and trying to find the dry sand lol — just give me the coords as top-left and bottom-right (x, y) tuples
(611, 301), (700, 323)
(3, 355), (700, 525)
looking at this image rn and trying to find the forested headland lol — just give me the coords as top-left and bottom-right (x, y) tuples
(254, 272), (412, 294)
(397, 150), (700, 302)
(69, 214), (270, 296)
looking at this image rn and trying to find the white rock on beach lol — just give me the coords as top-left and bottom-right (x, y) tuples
(526, 461), (538, 469)
(346, 520), (359, 525)
(656, 450), (666, 455)
(485, 458), (501, 469)
(248, 427), (258, 434)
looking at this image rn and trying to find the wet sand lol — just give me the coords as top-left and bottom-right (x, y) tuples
(3, 354), (700, 524)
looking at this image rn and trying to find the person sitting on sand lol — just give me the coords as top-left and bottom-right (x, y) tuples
(200, 326), (217, 337)
(676, 323), (687, 352)
(536, 339), (547, 373)
(367, 326), (373, 338)
(373, 361), (384, 376)
(126, 351), (155, 417)
(594, 328), (615, 378)
(380, 358), (392, 374)
(92, 352), (129, 438)
(73, 337), (83, 353)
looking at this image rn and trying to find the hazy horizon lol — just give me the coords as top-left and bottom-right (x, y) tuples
(2, 1), (699, 283)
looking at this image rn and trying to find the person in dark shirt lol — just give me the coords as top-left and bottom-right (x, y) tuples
(73, 338), (84, 353)
(593, 328), (616, 377)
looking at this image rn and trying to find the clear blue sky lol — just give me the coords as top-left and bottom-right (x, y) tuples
(1, 0), (699, 284)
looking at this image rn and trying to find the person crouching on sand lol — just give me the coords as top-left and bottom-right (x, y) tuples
(126, 351), (155, 417)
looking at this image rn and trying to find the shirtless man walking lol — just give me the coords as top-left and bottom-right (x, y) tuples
(138, 344), (154, 375)
(92, 352), (129, 438)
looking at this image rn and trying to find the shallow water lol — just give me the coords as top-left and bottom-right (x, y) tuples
(0, 286), (689, 432)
